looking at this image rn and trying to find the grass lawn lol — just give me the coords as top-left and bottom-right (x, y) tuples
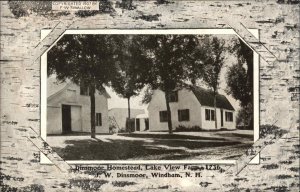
(47, 131), (253, 160)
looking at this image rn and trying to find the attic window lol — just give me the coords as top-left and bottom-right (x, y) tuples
(168, 91), (178, 102)
(80, 83), (89, 96)
(225, 112), (233, 122)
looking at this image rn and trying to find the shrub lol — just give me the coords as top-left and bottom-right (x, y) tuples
(175, 125), (202, 132)
(174, 125), (234, 132)
(236, 104), (253, 130)
(114, 126), (125, 133)
(109, 125), (118, 134)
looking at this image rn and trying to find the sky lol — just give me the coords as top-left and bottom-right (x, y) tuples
(106, 86), (148, 111)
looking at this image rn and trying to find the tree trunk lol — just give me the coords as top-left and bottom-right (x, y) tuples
(249, 116), (254, 130)
(247, 103), (254, 130)
(214, 92), (217, 129)
(90, 85), (96, 138)
(164, 91), (173, 134)
(127, 97), (132, 132)
(243, 110), (248, 128)
(127, 97), (131, 119)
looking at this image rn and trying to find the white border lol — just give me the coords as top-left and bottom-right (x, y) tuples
(41, 29), (259, 164)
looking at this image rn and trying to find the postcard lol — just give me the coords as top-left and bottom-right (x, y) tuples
(1, 1), (299, 191)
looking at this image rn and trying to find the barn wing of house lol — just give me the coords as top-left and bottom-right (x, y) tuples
(108, 108), (145, 130)
(148, 86), (236, 131)
(47, 77), (110, 135)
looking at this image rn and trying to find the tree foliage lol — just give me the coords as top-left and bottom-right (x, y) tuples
(137, 35), (199, 90)
(226, 63), (251, 107)
(48, 35), (118, 85)
(201, 36), (225, 92)
(110, 36), (147, 99)
(227, 38), (253, 105)
(226, 38), (254, 129)
(184, 36), (206, 86)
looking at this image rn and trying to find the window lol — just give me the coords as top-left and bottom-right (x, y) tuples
(205, 109), (210, 121)
(96, 113), (102, 126)
(211, 110), (215, 121)
(80, 83), (89, 96)
(159, 111), (169, 122)
(178, 109), (190, 121)
(168, 91), (178, 102)
(225, 112), (233, 122)
(205, 109), (215, 121)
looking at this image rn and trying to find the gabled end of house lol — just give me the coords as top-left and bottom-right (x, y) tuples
(46, 77), (110, 135)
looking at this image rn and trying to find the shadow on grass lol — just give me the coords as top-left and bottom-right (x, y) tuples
(48, 132), (112, 136)
(52, 136), (241, 160)
(118, 133), (227, 141)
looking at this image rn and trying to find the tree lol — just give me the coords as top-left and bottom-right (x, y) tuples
(133, 35), (198, 133)
(226, 38), (254, 129)
(230, 38), (253, 102)
(111, 72), (139, 120)
(201, 36), (226, 129)
(110, 36), (146, 131)
(48, 35), (118, 138)
(226, 64), (251, 107)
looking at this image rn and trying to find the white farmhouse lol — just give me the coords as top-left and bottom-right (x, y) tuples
(148, 86), (236, 131)
(47, 77), (110, 135)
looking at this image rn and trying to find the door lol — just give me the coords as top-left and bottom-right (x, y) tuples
(62, 105), (71, 134)
(145, 118), (149, 130)
(71, 106), (82, 132)
(221, 109), (224, 127)
(136, 119), (140, 131)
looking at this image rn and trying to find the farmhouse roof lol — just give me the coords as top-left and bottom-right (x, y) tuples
(47, 77), (71, 98)
(47, 76), (111, 99)
(191, 86), (235, 111)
